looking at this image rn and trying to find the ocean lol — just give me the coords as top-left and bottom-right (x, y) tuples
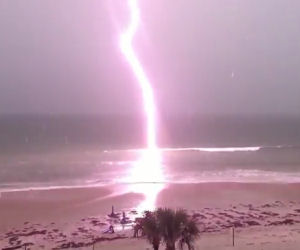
(0, 114), (300, 192)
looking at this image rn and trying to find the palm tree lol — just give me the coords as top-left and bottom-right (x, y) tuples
(140, 211), (162, 250)
(138, 208), (200, 250)
(178, 218), (200, 250)
(156, 208), (189, 250)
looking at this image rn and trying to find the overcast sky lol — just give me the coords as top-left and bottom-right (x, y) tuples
(0, 0), (300, 115)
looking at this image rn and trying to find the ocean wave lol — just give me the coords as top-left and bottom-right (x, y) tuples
(1, 144), (299, 194)
(2, 169), (300, 194)
(101, 160), (136, 166)
(168, 169), (300, 184)
(160, 147), (261, 152)
(0, 183), (109, 194)
(105, 145), (300, 153)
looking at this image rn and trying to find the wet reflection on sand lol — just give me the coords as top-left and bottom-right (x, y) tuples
(124, 148), (165, 212)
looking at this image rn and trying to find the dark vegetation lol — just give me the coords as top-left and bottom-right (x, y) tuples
(135, 208), (200, 250)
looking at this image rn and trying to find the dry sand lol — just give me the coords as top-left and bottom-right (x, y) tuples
(1, 183), (300, 249)
(96, 226), (300, 250)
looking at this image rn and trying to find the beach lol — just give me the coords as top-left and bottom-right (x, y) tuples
(1, 182), (300, 249)
(1, 0), (300, 247)
(96, 226), (300, 250)
(1, 117), (300, 249)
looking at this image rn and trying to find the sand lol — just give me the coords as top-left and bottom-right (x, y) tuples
(96, 226), (300, 250)
(1, 183), (300, 249)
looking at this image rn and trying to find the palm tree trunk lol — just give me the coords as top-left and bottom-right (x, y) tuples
(152, 240), (160, 250)
(165, 243), (176, 250)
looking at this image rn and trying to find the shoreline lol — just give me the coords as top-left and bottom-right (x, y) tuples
(2, 179), (300, 193)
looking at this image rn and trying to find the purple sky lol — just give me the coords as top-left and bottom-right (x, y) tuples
(0, 0), (300, 115)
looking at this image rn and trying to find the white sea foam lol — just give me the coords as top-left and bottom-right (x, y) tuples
(101, 160), (136, 166)
(160, 146), (261, 152)
(1, 145), (300, 194)
(105, 146), (262, 153)
(168, 169), (300, 184)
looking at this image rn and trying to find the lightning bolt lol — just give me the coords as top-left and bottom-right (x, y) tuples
(120, 0), (164, 211)
(120, 0), (157, 150)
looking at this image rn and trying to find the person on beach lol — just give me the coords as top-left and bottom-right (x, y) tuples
(109, 225), (114, 233)
(121, 211), (127, 224)
(104, 225), (114, 234)
(108, 205), (118, 218)
(133, 223), (143, 238)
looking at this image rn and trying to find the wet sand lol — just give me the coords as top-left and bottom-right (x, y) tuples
(1, 182), (300, 249)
